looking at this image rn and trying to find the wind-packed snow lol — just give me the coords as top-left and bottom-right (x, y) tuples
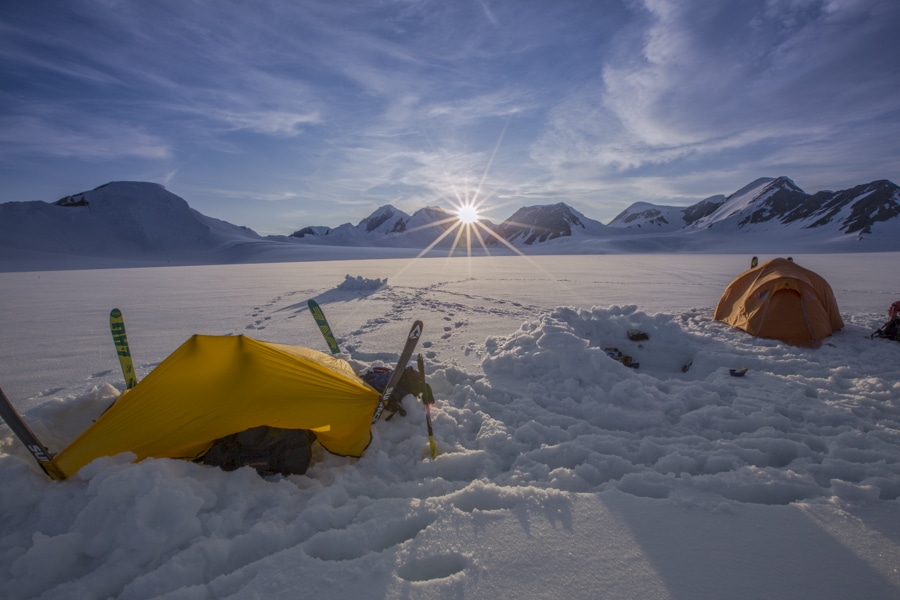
(1, 252), (899, 599)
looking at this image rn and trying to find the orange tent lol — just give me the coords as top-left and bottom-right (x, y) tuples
(714, 258), (844, 347)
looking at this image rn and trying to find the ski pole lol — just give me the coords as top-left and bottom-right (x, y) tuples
(417, 353), (438, 459)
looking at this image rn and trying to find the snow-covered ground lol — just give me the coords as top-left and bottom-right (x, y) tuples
(1, 252), (899, 599)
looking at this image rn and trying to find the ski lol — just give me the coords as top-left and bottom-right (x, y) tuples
(308, 299), (340, 355)
(0, 386), (65, 480)
(371, 320), (424, 423)
(417, 353), (438, 459)
(110, 308), (138, 389)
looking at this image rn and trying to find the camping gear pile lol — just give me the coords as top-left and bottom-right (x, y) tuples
(871, 301), (900, 342)
(199, 427), (318, 476)
(604, 347), (639, 368)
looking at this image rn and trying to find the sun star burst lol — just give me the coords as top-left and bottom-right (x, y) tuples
(457, 204), (480, 224)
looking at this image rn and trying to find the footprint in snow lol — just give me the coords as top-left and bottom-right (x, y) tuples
(303, 512), (435, 562)
(39, 386), (66, 397)
(451, 487), (520, 513)
(396, 553), (468, 582)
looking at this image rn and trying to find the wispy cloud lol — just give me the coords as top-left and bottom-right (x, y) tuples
(1, 0), (898, 232)
(525, 0), (900, 211)
(0, 110), (170, 160)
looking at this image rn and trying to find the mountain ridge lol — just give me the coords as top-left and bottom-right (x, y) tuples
(1, 177), (898, 270)
(609, 176), (900, 239)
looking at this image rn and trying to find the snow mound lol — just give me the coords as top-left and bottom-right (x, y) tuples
(336, 275), (387, 291)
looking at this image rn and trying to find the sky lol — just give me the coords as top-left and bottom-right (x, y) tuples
(2, 0), (900, 236)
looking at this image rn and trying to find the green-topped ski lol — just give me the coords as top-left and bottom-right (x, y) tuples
(308, 299), (340, 355)
(110, 308), (138, 389)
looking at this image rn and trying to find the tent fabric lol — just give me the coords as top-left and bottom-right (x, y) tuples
(714, 258), (844, 347)
(53, 335), (380, 477)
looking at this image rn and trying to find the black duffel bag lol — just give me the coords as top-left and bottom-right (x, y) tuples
(198, 426), (317, 476)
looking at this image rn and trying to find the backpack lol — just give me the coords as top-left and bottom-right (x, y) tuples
(198, 426), (317, 476)
(871, 302), (900, 342)
(891, 301), (900, 319)
(361, 366), (424, 418)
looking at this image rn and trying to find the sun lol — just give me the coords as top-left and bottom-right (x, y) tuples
(457, 203), (480, 224)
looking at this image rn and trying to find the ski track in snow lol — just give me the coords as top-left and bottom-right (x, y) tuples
(233, 278), (541, 368)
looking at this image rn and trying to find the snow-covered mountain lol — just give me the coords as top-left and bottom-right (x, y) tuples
(289, 205), (494, 249)
(611, 177), (900, 239)
(2, 177), (899, 271)
(486, 202), (610, 246)
(608, 196), (726, 232)
(290, 201), (614, 249)
(0, 182), (261, 266)
(358, 205), (410, 234)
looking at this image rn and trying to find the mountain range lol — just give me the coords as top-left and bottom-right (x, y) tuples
(286, 176), (900, 250)
(1, 177), (898, 270)
(608, 177), (900, 236)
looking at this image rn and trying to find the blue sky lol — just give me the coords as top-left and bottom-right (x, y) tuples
(2, 0), (899, 235)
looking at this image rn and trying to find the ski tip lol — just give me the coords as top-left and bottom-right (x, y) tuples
(110, 308), (122, 318)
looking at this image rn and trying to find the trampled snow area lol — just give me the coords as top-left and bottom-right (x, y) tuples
(1, 253), (899, 599)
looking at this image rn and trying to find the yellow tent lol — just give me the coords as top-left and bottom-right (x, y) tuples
(714, 258), (844, 347)
(53, 335), (379, 478)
